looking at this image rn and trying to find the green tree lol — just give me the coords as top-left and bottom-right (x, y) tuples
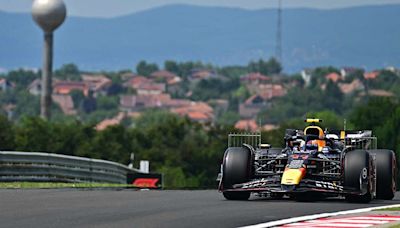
(0, 115), (15, 150)
(324, 80), (344, 113)
(164, 60), (179, 75)
(248, 57), (282, 75)
(217, 111), (240, 126)
(7, 69), (39, 88)
(70, 90), (85, 110)
(15, 117), (53, 152)
(136, 61), (159, 76)
(97, 96), (119, 111)
(55, 63), (81, 81)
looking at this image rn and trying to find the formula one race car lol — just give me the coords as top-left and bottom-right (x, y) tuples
(218, 119), (397, 203)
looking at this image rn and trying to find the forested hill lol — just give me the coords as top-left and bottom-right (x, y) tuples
(1, 4), (399, 72)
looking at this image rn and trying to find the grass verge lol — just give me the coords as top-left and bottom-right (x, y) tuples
(0, 182), (137, 189)
(376, 207), (400, 212)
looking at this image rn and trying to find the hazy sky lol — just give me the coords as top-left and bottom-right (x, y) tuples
(1, 0), (400, 18)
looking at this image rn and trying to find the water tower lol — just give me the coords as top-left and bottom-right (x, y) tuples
(32, 0), (67, 120)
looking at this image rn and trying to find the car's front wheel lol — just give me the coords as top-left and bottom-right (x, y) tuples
(221, 147), (252, 200)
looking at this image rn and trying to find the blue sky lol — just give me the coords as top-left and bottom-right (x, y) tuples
(1, 0), (400, 18)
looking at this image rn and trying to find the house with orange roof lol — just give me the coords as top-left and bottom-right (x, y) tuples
(241, 73), (271, 85)
(81, 74), (112, 96)
(123, 76), (152, 89)
(120, 94), (172, 112)
(364, 71), (380, 80)
(258, 84), (287, 100)
(239, 95), (267, 119)
(150, 70), (177, 82)
(246, 83), (286, 98)
(325, 72), (342, 82)
(239, 84), (285, 119)
(95, 112), (126, 131)
(136, 83), (166, 95)
(148, 70), (183, 94)
(262, 124), (279, 131)
(338, 79), (365, 94)
(234, 120), (259, 132)
(171, 102), (214, 123)
(52, 94), (76, 115)
(53, 81), (89, 96)
(190, 69), (218, 82)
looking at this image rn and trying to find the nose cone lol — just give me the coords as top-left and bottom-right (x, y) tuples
(32, 0), (67, 33)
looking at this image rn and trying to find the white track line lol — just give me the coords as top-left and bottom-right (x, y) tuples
(238, 204), (400, 228)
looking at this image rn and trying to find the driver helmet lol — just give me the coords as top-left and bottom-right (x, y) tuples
(305, 140), (319, 151)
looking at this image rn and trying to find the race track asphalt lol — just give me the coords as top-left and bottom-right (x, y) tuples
(0, 189), (398, 228)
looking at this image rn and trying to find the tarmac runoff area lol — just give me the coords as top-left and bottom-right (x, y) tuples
(240, 204), (400, 228)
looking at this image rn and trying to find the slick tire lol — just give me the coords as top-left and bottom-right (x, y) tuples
(369, 149), (396, 200)
(344, 150), (372, 203)
(222, 147), (252, 201)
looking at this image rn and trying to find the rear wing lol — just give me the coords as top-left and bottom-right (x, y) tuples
(228, 133), (261, 149)
(327, 130), (377, 150)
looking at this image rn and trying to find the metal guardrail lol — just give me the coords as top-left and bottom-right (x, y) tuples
(0, 151), (141, 184)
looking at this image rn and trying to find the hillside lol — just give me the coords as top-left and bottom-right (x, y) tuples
(0, 4), (399, 72)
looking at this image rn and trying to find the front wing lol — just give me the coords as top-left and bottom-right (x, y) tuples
(220, 178), (363, 195)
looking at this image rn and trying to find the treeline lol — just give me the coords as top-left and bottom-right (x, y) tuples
(0, 97), (398, 188)
(0, 111), (231, 188)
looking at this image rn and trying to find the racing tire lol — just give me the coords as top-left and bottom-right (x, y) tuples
(369, 149), (396, 200)
(222, 147), (252, 201)
(344, 150), (372, 203)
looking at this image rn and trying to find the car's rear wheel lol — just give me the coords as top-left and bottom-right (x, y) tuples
(222, 147), (252, 200)
(369, 149), (396, 200)
(344, 150), (372, 203)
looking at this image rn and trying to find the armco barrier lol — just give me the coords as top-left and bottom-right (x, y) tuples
(0, 151), (141, 184)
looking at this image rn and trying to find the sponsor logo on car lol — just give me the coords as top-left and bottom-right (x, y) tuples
(315, 181), (344, 191)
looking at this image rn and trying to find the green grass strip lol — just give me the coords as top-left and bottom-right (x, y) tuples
(0, 182), (137, 189)
(376, 207), (400, 212)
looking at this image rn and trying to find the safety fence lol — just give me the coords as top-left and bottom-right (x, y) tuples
(0, 151), (141, 184)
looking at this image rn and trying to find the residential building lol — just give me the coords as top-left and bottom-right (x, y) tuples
(241, 73), (270, 85)
(0, 78), (14, 92)
(239, 95), (267, 119)
(364, 71), (380, 80)
(123, 76), (152, 89)
(81, 74), (112, 96)
(120, 94), (172, 112)
(190, 69), (217, 82)
(325, 72), (342, 82)
(234, 120), (259, 132)
(171, 102), (214, 123)
(301, 69), (313, 87)
(136, 83), (166, 95)
(52, 94), (76, 115)
(150, 70), (177, 82)
(338, 79), (365, 94)
(28, 79), (41, 96)
(96, 112), (126, 131)
(53, 81), (89, 96)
